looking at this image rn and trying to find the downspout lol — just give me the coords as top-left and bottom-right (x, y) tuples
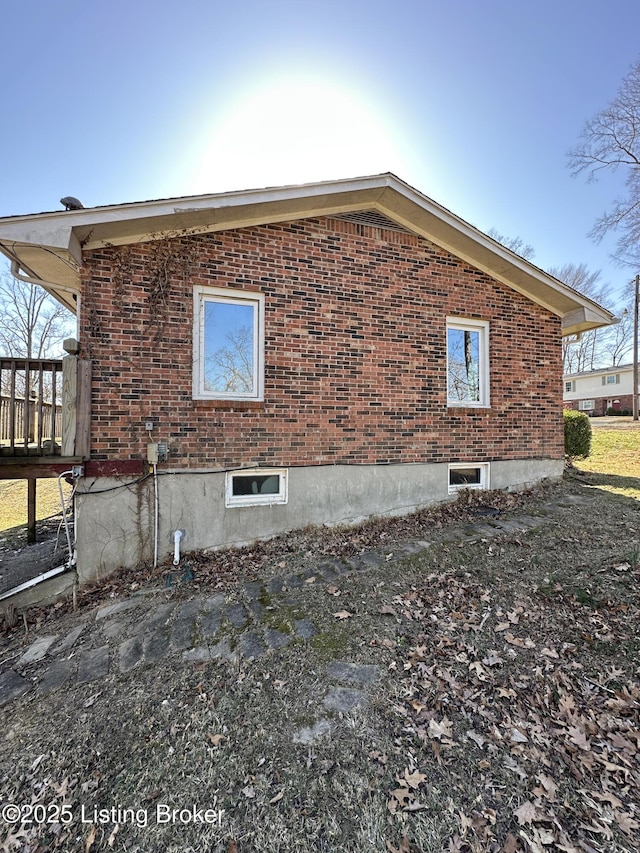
(10, 260), (80, 295)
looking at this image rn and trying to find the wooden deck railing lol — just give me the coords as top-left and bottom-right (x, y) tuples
(0, 358), (64, 456)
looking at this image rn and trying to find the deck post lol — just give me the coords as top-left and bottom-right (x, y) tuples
(27, 478), (36, 543)
(61, 355), (78, 457)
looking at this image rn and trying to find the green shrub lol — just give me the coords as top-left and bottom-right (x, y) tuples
(563, 409), (592, 459)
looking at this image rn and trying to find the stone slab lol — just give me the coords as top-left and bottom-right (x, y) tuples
(76, 646), (109, 684)
(293, 619), (317, 640)
(144, 629), (170, 663)
(237, 631), (266, 660)
(56, 624), (85, 653)
(292, 719), (332, 745)
(264, 628), (291, 650)
(119, 636), (144, 672)
(145, 602), (175, 630)
(96, 599), (140, 620)
(171, 619), (196, 651)
(36, 659), (73, 696)
(17, 635), (58, 665)
(323, 687), (368, 713)
(0, 670), (31, 705)
(326, 661), (381, 686)
(225, 602), (248, 629)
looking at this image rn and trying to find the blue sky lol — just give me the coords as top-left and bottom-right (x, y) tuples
(2, 0), (639, 306)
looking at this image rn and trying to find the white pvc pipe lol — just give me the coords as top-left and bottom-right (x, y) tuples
(173, 529), (184, 566)
(153, 464), (159, 568)
(57, 470), (74, 567)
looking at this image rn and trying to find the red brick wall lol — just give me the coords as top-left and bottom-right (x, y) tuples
(80, 217), (563, 467)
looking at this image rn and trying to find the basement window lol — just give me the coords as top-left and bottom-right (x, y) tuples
(225, 469), (288, 507)
(448, 462), (490, 493)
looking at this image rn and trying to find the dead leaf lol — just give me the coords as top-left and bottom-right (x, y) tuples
(305, 576), (316, 584)
(541, 647), (559, 659)
(268, 790), (284, 804)
(379, 604), (397, 616)
(510, 728), (528, 744)
(466, 729), (486, 749)
(333, 610), (352, 619)
(428, 717), (454, 740)
(85, 825), (97, 853)
(514, 800), (537, 826)
(503, 832), (520, 852)
(567, 725), (590, 751)
(107, 824), (119, 847)
(208, 732), (226, 747)
(505, 632), (535, 649)
(326, 584), (341, 596)
(241, 785), (256, 798)
(403, 768), (427, 789)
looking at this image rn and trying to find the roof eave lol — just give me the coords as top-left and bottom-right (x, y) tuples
(0, 173), (615, 331)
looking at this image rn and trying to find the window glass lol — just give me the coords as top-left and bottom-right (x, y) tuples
(449, 467), (482, 486)
(232, 474), (280, 496)
(204, 300), (256, 395)
(447, 318), (489, 407)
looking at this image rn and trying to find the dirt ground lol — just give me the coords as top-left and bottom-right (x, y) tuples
(0, 470), (638, 853)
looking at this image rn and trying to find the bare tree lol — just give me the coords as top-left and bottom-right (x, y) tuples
(0, 265), (74, 399)
(205, 325), (254, 394)
(568, 57), (640, 264)
(0, 267), (73, 359)
(486, 228), (536, 260)
(551, 263), (631, 372)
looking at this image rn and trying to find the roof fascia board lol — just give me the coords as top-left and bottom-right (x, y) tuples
(372, 184), (614, 331)
(0, 173), (614, 333)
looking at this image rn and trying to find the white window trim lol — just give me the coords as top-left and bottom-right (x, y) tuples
(579, 399), (595, 411)
(192, 285), (265, 401)
(446, 317), (490, 408)
(225, 468), (288, 507)
(448, 462), (490, 494)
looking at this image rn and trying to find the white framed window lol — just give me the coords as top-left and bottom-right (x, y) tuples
(446, 318), (490, 407)
(193, 286), (264, 400)
(579, 399), (595, 411)
(448, 462), (490, 493)
(225, 469), (288, 507)
(603, 374), (620, 386)
(565, 380), (575, 393)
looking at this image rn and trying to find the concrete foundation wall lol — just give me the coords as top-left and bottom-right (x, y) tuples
(75, 458), (563, 583)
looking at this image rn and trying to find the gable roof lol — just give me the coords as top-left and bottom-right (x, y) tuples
(0, 173), (614, 335)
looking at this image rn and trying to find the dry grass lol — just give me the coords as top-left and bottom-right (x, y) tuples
(1, 437), (639, 852)
(574, 420), (640, 500)
(0, 479), (70, 531)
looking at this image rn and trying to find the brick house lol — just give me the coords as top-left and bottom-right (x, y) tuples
(563, 364), (635, 416)
(0, 174), (614, 584)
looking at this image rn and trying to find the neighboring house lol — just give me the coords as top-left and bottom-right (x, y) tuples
(563, 364), (636, 415)
(0, 174), (614, 586)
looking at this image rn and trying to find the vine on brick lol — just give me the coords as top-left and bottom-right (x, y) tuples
(145, 236), (196, 341)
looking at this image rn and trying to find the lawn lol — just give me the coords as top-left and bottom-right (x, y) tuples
(574, 420), (640, 500)
(0, 479), (70, 533)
